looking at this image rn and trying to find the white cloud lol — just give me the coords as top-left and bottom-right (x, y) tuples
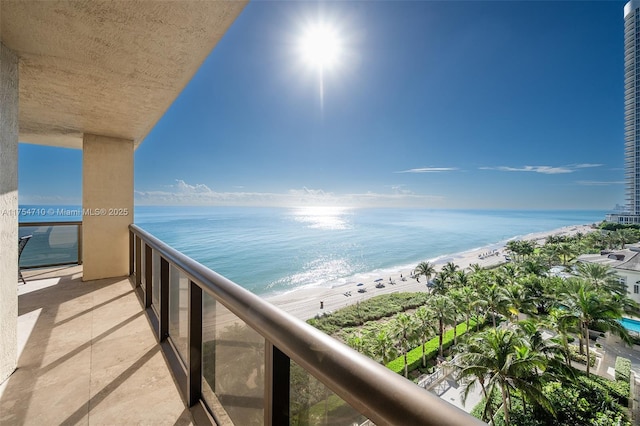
(135, 181), (443, 208)
(573, 163), (603, 169)
(479, 164), (602, 174)
(388, 185), (414, 195)
(173, 179), (213, 194)
(395, 167), (458, 173)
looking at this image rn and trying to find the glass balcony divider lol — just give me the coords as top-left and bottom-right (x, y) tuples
(19, 221), (83, 269)
(129, 224), (484, 426)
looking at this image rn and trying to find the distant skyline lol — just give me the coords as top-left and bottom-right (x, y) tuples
(18, 1), (627, 210)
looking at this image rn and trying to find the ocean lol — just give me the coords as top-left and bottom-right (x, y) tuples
(18, 205), (605, 297)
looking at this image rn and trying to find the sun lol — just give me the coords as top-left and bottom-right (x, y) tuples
(299, 24), (342, 71)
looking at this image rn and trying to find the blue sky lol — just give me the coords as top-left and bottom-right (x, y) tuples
(19, 0), (627, 209)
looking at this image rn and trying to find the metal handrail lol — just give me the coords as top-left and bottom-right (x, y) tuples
(129, 224), (484, 425)
(19, 220), (82, 268)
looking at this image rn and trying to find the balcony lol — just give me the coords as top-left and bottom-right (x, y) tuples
(0, 265), (194, 425)
(0, 223), (483, 425)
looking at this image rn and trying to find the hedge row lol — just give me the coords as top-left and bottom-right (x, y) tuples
(307, 292), (430, 334)
(579, 373), (630, 407)
(386, 319), (477, 374)
(615, 356), (632, 384)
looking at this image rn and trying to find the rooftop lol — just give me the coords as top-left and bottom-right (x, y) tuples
(578, 245), (640, 272)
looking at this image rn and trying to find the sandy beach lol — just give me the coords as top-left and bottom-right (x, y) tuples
(266, 224), (595, 320)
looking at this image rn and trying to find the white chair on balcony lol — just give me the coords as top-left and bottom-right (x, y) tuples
(18, 235), (32, 285)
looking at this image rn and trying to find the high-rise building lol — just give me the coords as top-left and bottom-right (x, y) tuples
(608, 0), (640, 223)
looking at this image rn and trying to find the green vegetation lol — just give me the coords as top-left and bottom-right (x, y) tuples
(615, 356), (632, 384)
(307, 292), (429, 334)
(306, 227), (640, 425)
(386, 319), (478, 375)
(599, 222), (640, 231)
(472, 373), (630, 426)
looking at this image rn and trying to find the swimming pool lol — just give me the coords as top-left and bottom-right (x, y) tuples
(620, 317), (640, 333)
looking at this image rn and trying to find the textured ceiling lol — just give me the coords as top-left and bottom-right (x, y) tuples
(1, 0), (247, 149)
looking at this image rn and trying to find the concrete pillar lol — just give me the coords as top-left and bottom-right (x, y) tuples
(0, 43), (19, 383)
(82, 134), (133, 281)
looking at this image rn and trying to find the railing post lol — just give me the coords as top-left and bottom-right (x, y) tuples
(144, 243), (153, 308)
(159, 257), (169, 340)
(77, 223), (83, 265)
(265, 342), (290, 426)
(188, 281), (203, 407)
(135, 235), (142, 287)
(129, 230), (134, 276)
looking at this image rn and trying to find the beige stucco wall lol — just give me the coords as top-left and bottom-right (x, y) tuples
(0, 43), (19, 383)
(614, 269), (640, 305)
(82, 134), (133, 281)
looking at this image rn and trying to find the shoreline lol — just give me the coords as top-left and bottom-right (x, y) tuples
(266, 223), (595, 320)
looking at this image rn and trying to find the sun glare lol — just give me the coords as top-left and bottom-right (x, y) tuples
(299, 24), (342, 71)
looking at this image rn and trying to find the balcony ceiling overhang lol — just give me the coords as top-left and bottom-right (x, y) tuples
(1, 0), (247, 149)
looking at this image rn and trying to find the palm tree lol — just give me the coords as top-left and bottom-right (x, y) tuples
(504, 283), (525, 323)
(539, 243), (561, 268)
(575, 262), (626, 296)
(468, 263), (483, 274)
(559, 279), (632, 376)
(500, 263), (519, 286)
(480, 281), (510, 328)
(614, 228), (633, 249)
(392, 313), (418, 378)
(451, 270), (469, 290)
(611, 292), (640, 317)
(546, 308), (579, 368)
(430, 271), (449, 295)
(457, 285), (478, 332)
(520, 256), (549, 276)
(455, 328), (553, 425)
(414, 306), (435, 367)
(506, 240), (537, 262)
(556, 242), (578, 266)
(370, 328), (397, 365)
(428, 294), (454, 357)
(515, 319), (569, 380)
(414, 261), (435, 285)
(448, 288), (464, 345)
(441, 261), (460, 281)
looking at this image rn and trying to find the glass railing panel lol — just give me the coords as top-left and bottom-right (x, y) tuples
(290, 361), (367, 426)
(202, 292), (265, 425)
(19, 224), (79, 268)
(169, 265), (189, 363)
(152, 251), (160, 312)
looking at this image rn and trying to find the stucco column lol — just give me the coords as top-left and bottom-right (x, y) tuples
(82, 134), (133, 281)
(0, 43), (19, 383)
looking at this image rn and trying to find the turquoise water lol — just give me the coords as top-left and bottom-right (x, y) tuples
(19, 206), (604, 297)
(620, 318), (640, 333)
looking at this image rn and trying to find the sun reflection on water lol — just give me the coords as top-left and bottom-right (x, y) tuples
(290, 206), (353, 230)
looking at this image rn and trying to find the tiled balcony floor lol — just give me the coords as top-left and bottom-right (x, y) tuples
(0, 266), (193, 425)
